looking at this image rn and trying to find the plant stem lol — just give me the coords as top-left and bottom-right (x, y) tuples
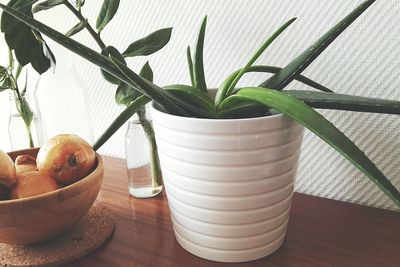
(137, 108), (162, 187)
(7, 56), (35, 148)
(63, 0), (106, 50)
(8, 49), (14, 71)
(26, 125), (34, 148)
(15, 64), (22, 80)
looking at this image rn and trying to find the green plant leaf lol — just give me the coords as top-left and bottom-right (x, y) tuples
(94, 95), (151, 150)
(186, 46), (195, 87)
(1, 0), (54, 74)
(32, 0), (64, 13)
(137, 63), (154, 149)
(0, 76), (12, 90)
(96, 0), (120, 32)
(221, 87), (400, 125)
(65, 18), (88, 37)
(122, 28), (172, 58)
(260, 0), (376, 90)
(220, 87), (400, 208)
(229, 65), (333, 93)
(163, 84), (215, 116)
(0, 76), (13, 92)
(215, 18), (296, 106)
(0, 75), (13, 91)
(115, 83), (134, 106)
(140, 61), (153, 82)
(31, 31), (56, 72)
(15, 95), (34, 128)
(217, 97), (271, 118)
(192, 16), (208, 93)
(285, 90), (400, 114)
(101, 46), (126, 85)
(75, 0), (85, 9)
(0, 65), (6, 75)
(115, 61), (153, 106)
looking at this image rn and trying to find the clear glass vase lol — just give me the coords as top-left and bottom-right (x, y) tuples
(125, 115), (163, 198)
(8, 92), (46, 150)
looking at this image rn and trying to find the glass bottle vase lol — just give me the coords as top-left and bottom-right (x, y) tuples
(125, 117), (163, 198)
(8, 92), (46, 150)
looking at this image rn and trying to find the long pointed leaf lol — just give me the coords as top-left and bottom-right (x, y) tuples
(122, 28), (172, 58)
(140, 61), (153, 82)
(220, 87), (400, 208)
(193, 16), (208, 92)
(286, 90), (400, 114)
(215, 18), (296, 106)
(260, 0), (375, 90)
(96, 0), (120, 32)
(217, 101), (270, 119)
(186, 46), (195, 87)
(220, 65), (333, 99)
(163, 84), (215, 117)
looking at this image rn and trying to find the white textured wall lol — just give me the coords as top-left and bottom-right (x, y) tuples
(1, 0), (400, 210)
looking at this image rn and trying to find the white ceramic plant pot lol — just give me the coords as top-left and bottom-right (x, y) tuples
(151, 105), (304, 263)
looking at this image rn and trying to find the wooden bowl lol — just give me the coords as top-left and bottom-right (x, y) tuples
(0, 148), (104, 245)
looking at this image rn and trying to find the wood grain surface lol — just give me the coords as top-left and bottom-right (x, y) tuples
(67, 156), (400, 267)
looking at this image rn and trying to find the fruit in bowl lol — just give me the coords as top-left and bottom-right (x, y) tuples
(0, 134), (103, 244)
(0, 149), (17, 190)
(11, 171), (60, 200)
(15, 155), (37, 176)
(37, 134), (96, 186)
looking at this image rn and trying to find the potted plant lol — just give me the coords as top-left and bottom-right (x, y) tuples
(3, 0), (400, 262)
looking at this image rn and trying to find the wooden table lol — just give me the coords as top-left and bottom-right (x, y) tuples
(67, 156), (400, 267)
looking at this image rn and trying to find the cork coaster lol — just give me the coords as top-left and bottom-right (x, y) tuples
(0, 203), (115, 267)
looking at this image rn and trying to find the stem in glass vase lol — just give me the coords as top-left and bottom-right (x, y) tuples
(137, 108), (162, 187)
(26, 125), (34, 148)
(13, 93), (35, 148)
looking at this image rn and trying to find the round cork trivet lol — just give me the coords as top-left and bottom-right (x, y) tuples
(0, 203), (115, 267)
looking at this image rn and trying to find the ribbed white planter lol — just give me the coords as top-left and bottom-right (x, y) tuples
(151, 106), (304, 263)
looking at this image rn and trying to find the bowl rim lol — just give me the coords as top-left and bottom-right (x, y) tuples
(0, 148), (103, 206)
